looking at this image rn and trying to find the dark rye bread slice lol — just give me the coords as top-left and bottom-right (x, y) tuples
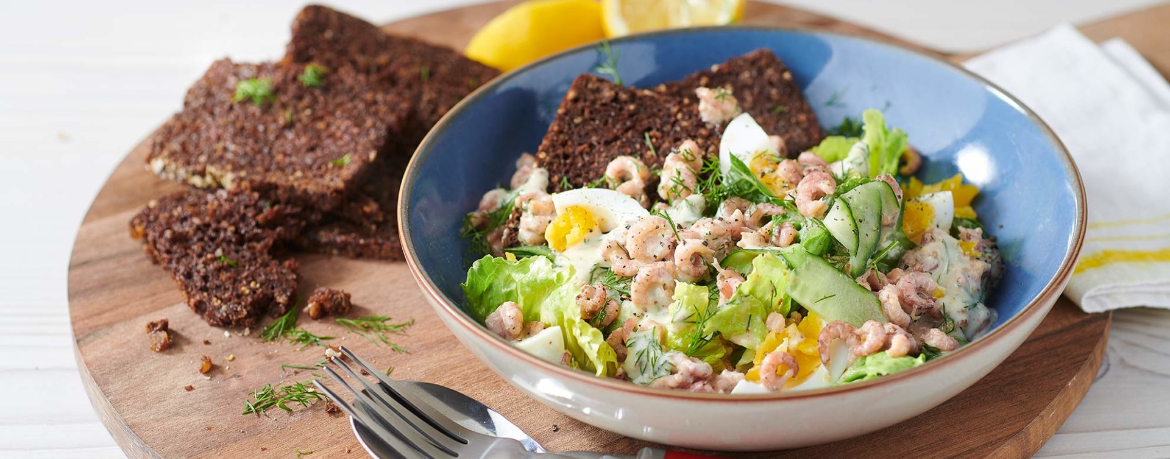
(282, 4), (500, 143)
(536, 74), (721, 191)
(147, 58), (412, 211)
(655, 49), (825, 155)
(294, 151), (407, 260)
(129, 189), (308, 327)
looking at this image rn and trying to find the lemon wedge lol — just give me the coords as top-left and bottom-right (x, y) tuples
(601, 0), (744, 37)
(465, 0), (605, 72)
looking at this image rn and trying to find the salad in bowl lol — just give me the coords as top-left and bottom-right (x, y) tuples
(462, 105), (1003, 394)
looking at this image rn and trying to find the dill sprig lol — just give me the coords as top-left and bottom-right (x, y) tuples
(336, 316), (414, 352)
(280, 360), (326, 371)
(259, 307), (334, 350)
(824, 89), (847, 107)
(651, 208), (682, 241)
(643, 132), (657, 158)
(232, 77), (275, 106)
(330, 154), (352, 167)
(694, 155), (730, 206)
(679, 288), (721, 356)
(299, 63), (327, 87)
(241, 381), (327, 416)
(594, 41), (623, 85)
(216, 254), (238, 267)
(461, 193), (516, 260)
(589, 267), (631, 298)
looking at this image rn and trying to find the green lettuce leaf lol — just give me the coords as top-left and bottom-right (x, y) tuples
(862, 109), (909, 178)
(799, 218), (833, 256)
(839, 351), (926, 383)
(703, 253), (792, 349)
(664, 283), (725, 370)
(810, 136), (858, 163)
(462, 256), (617, 376)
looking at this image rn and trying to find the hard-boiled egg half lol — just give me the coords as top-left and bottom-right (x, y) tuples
(903, 191), (954, 245)
(546, 188), (649, 251)
(719, 113), (788, 194)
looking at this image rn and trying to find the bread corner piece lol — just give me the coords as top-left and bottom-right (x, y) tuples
(146, 58), (413, 212)
(656, 49), (825, 155)
(283, 4), (501, 138)
(536, 74), (721, 191)
(129, 189), (308, 327)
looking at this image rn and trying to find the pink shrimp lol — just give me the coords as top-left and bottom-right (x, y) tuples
(876, 174), (903, 205)
(715, 265), (745, 305)
(884, 323), (918, 357)
(765, 312), (787, 333)
(602, 240), (642, 278)
(485, 301), (524, 341)
(921, 328), (959, 351)
(853, 320), (887, 357)
(630, 262), (676, 310)
(674, 238), (714, 282)
(879, 284), (912, 328)
(577, 283), (618, 328)
(776, 159), (804, 188)
(606, 318), (638, 362)
(768, 135), (788, 156)
(797, 151), (829, 172)
(795, 171), (836, 218)
(896, 271), (940, 319)
(818, 321), (859, 365)
(759, 349), (799, 391)
(510, 153), (538, 189)
(626, 216), (677, 264)
(695, 86), (741, 124)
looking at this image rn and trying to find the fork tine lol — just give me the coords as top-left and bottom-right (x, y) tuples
(312, 379), (437, 459)
(338, 346), (471, 439)
(322, 366), (457, 459)
(328, 357), (464, 454)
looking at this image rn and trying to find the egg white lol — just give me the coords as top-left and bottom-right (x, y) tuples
(915, 191), (955, 233)
(719, 112), (778, 177)
(551, 188), (649, 233)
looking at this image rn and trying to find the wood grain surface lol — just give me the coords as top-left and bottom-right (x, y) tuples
(67, 1), (1148, 457)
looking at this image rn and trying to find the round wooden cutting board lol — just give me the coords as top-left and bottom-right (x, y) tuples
(68, 2), (1111, 458)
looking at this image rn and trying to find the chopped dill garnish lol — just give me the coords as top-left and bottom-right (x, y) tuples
(217, 254), (238, 267)
(299, 63), (327, 87)
(241, 381), (327, 416)
(232, 77), (275, 106)
(330, 154), (352, 167)
(296, 450), (314, 458)
(713, 87), (732, 100)
(461, 192), (516, 260)
(558, 176), (573, 190)
(679, 288), (720, 356)
(643, 132), (657, 157)
(594, 41), (623, 85)
(420, 66), (431, 82)
(589, 267), (631, 298)
(583, 175), (609, 189)
(824, 89), (847, 107)
(283, 109), (294, 125)
(385, 366), (395, 376)
(771, 105), (787, 114)
(259, 307), (334, 350)
(694, 155), (730, 207)
(280, 360), (325, 371)
(467, 76), (480, 89)
(651, 207), (681, 241)
(335, 316), (414, 352)
(828, 116), (863, 137)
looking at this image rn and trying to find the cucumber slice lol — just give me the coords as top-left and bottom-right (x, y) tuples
(823, 198), (857, 253)
(777, 245), (886, 326)
(840, 182), (884, 277)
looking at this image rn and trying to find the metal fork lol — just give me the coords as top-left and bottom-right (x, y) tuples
(314, 346), (569, 459)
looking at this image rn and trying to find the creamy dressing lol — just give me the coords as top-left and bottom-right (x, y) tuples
(829, 141), (869, 177)
(922, 232), (995, 340)
(664, 195), (707, 227)
(515, 168), (549, 195)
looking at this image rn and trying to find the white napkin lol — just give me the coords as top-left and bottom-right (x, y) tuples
(964, 25), (1170, 313)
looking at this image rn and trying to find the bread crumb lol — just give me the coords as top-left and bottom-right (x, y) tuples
(199, 356), (213, 374)
(225, 354), (235, 362)
(183, 385), (194, 392)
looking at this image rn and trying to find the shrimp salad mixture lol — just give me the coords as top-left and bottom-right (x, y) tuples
(460, 109), (1003, 393)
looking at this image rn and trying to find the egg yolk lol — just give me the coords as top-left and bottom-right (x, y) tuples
(902, 200), (935, 245)
(905, 173), (980, 219)
(748, 152), (795, 195)
(544, 206), (598, 252)
(746, 312), (823, 388)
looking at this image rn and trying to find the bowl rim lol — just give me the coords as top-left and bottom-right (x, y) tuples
(397, 25), (1087, 402)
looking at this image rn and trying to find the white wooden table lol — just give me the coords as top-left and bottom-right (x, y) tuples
(2, 1), (1168, 457)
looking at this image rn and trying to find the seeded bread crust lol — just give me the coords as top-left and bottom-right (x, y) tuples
(147, 59), (412, 211)
(655, 49), (825, 155)
(129, 189), (308, 327)
(536, 74), (720, 191)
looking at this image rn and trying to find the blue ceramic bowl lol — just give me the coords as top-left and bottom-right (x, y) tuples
(398, 28), (1085, 450)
